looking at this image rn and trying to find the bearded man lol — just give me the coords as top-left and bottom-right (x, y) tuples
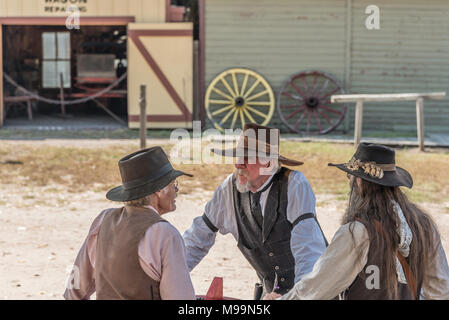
(64, 147), (196, 300)
(183, 123), (328, 299)
(265, 143), (449, 300)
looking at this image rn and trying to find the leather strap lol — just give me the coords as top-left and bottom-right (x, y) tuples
(373, 220), (418, 300)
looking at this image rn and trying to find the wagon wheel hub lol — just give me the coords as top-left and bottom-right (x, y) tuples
(306, 97), (319, 109)
(234, 96), (245, 107)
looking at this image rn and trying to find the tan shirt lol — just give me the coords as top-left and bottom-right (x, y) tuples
(279, 221), (449, 300)
(63, 205), (196, 300)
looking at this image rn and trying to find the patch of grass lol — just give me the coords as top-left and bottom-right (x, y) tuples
(0, 128), (173, 140)
(0, 141), (447, 204)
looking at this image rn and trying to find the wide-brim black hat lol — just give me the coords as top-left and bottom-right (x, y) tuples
(328, 142), (413, 188)
(106, 146), (192, 202)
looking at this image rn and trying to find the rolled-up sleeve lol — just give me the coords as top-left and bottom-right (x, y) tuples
(183, 174), (237, 271)
(279, 222), (370, 300)
(139, 223), (196, 300)
(286, 171), (326, 282)
(291, 219), (327, 282)
(182, 216), (217, 271)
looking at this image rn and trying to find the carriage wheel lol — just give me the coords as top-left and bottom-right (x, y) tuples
(205, 68), (275, 132)
(277, 71), (347, 135)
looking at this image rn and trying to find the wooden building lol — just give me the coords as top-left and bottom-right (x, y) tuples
(0, 0), (194, 128)
(202, 0), (449, 134)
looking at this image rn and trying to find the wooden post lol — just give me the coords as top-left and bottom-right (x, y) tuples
(416, 97), (424, 151)
(139, 85), (147, 149)
(0, 24), (3, 127)
(59, 73), (66, 115)
(354, 99), (363, 147)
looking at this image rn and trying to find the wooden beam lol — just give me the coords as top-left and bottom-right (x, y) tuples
(331, 92), (446, 103)
(0, 24), (3, 128)
(354, 100), (363, 147)
(416, 97), (424, 152)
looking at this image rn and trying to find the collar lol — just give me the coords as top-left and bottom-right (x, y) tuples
(143, 204), (159, 214)
(253, 172), (275, 193)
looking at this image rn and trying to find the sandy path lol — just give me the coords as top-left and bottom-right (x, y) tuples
(0, 185), (448, 300)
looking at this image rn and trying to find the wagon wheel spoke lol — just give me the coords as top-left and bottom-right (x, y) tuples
(220, 77), (237, 97)
(232, 72), (240, 98)
(243, 108), (256, 123)
(209, 99), (233, 105)
(240, 72), (249, 96)
(310, 73), (319, 96)
(289, 81), (307, 98)
(282, 91), (303, 101)
(318, 104), (342, 115)
(313, 109), (323, 132)
(246, 106), (269, 120)
(239, 109), (246, 128)
(246, 90), (269, 102)
(294, 109), (308, 130)
(230, 108), (239, 129)
(212, 105), (234, 116)
(247, 101), (272, 106)
(243, 79), (261, 99)
(212, 88), (234, 101)
(220, 108), (236, 125)
(319, 87), (340, 100)
(285, 105), (306, 120)
(317, 109), (332, 124)
(306, 109), (313, 133)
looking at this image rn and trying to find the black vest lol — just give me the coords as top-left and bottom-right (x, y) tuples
(231, 167), (325, 295)
(344, 220), (417, 300)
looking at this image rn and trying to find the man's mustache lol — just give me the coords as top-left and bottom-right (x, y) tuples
(236, 169), (249, 177)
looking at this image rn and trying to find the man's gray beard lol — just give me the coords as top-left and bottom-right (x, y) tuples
(233, 171), (251, 193)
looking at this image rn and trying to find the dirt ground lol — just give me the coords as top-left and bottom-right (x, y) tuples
(1, 184), (448, 300)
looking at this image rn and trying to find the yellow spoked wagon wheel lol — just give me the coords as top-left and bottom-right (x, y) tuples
(205, 68), (275, 132)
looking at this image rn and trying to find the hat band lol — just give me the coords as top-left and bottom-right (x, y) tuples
(344, 157), (396, 179)
(123, 162), (173, 190)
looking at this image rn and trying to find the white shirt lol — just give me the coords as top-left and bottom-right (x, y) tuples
(182, 170), (326, 283)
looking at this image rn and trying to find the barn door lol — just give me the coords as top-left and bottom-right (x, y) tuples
(127, 23), (193, 129)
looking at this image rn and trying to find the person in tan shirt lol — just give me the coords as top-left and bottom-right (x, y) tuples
(63, 147), (196, 300)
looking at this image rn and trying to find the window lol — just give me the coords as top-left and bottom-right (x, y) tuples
(42, 32), (71, 88)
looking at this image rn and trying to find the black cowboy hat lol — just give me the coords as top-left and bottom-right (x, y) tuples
(328, 143), (413, 188)
(210, 123), (303, 166)
(106, 146), (192, 202)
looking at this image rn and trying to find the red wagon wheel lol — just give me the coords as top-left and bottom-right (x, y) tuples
(277, 71), (347, 135)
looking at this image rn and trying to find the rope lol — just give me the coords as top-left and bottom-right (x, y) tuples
(3, 72), (127, 105)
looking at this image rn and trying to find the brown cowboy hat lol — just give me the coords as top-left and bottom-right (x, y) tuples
(106, 146), (193, 202)
(328, 143), (413, 188)
(210, 123), (303, 166)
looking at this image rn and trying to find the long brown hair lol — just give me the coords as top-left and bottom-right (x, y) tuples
(342, 177), (438, 299)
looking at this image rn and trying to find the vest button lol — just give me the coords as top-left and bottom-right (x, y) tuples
(275, 266), (279, 270)
(280, 277), (285, 282)
(268, 252), (274, 257)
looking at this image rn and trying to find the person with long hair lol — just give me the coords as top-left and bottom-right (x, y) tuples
(264, 143), (449, 300)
